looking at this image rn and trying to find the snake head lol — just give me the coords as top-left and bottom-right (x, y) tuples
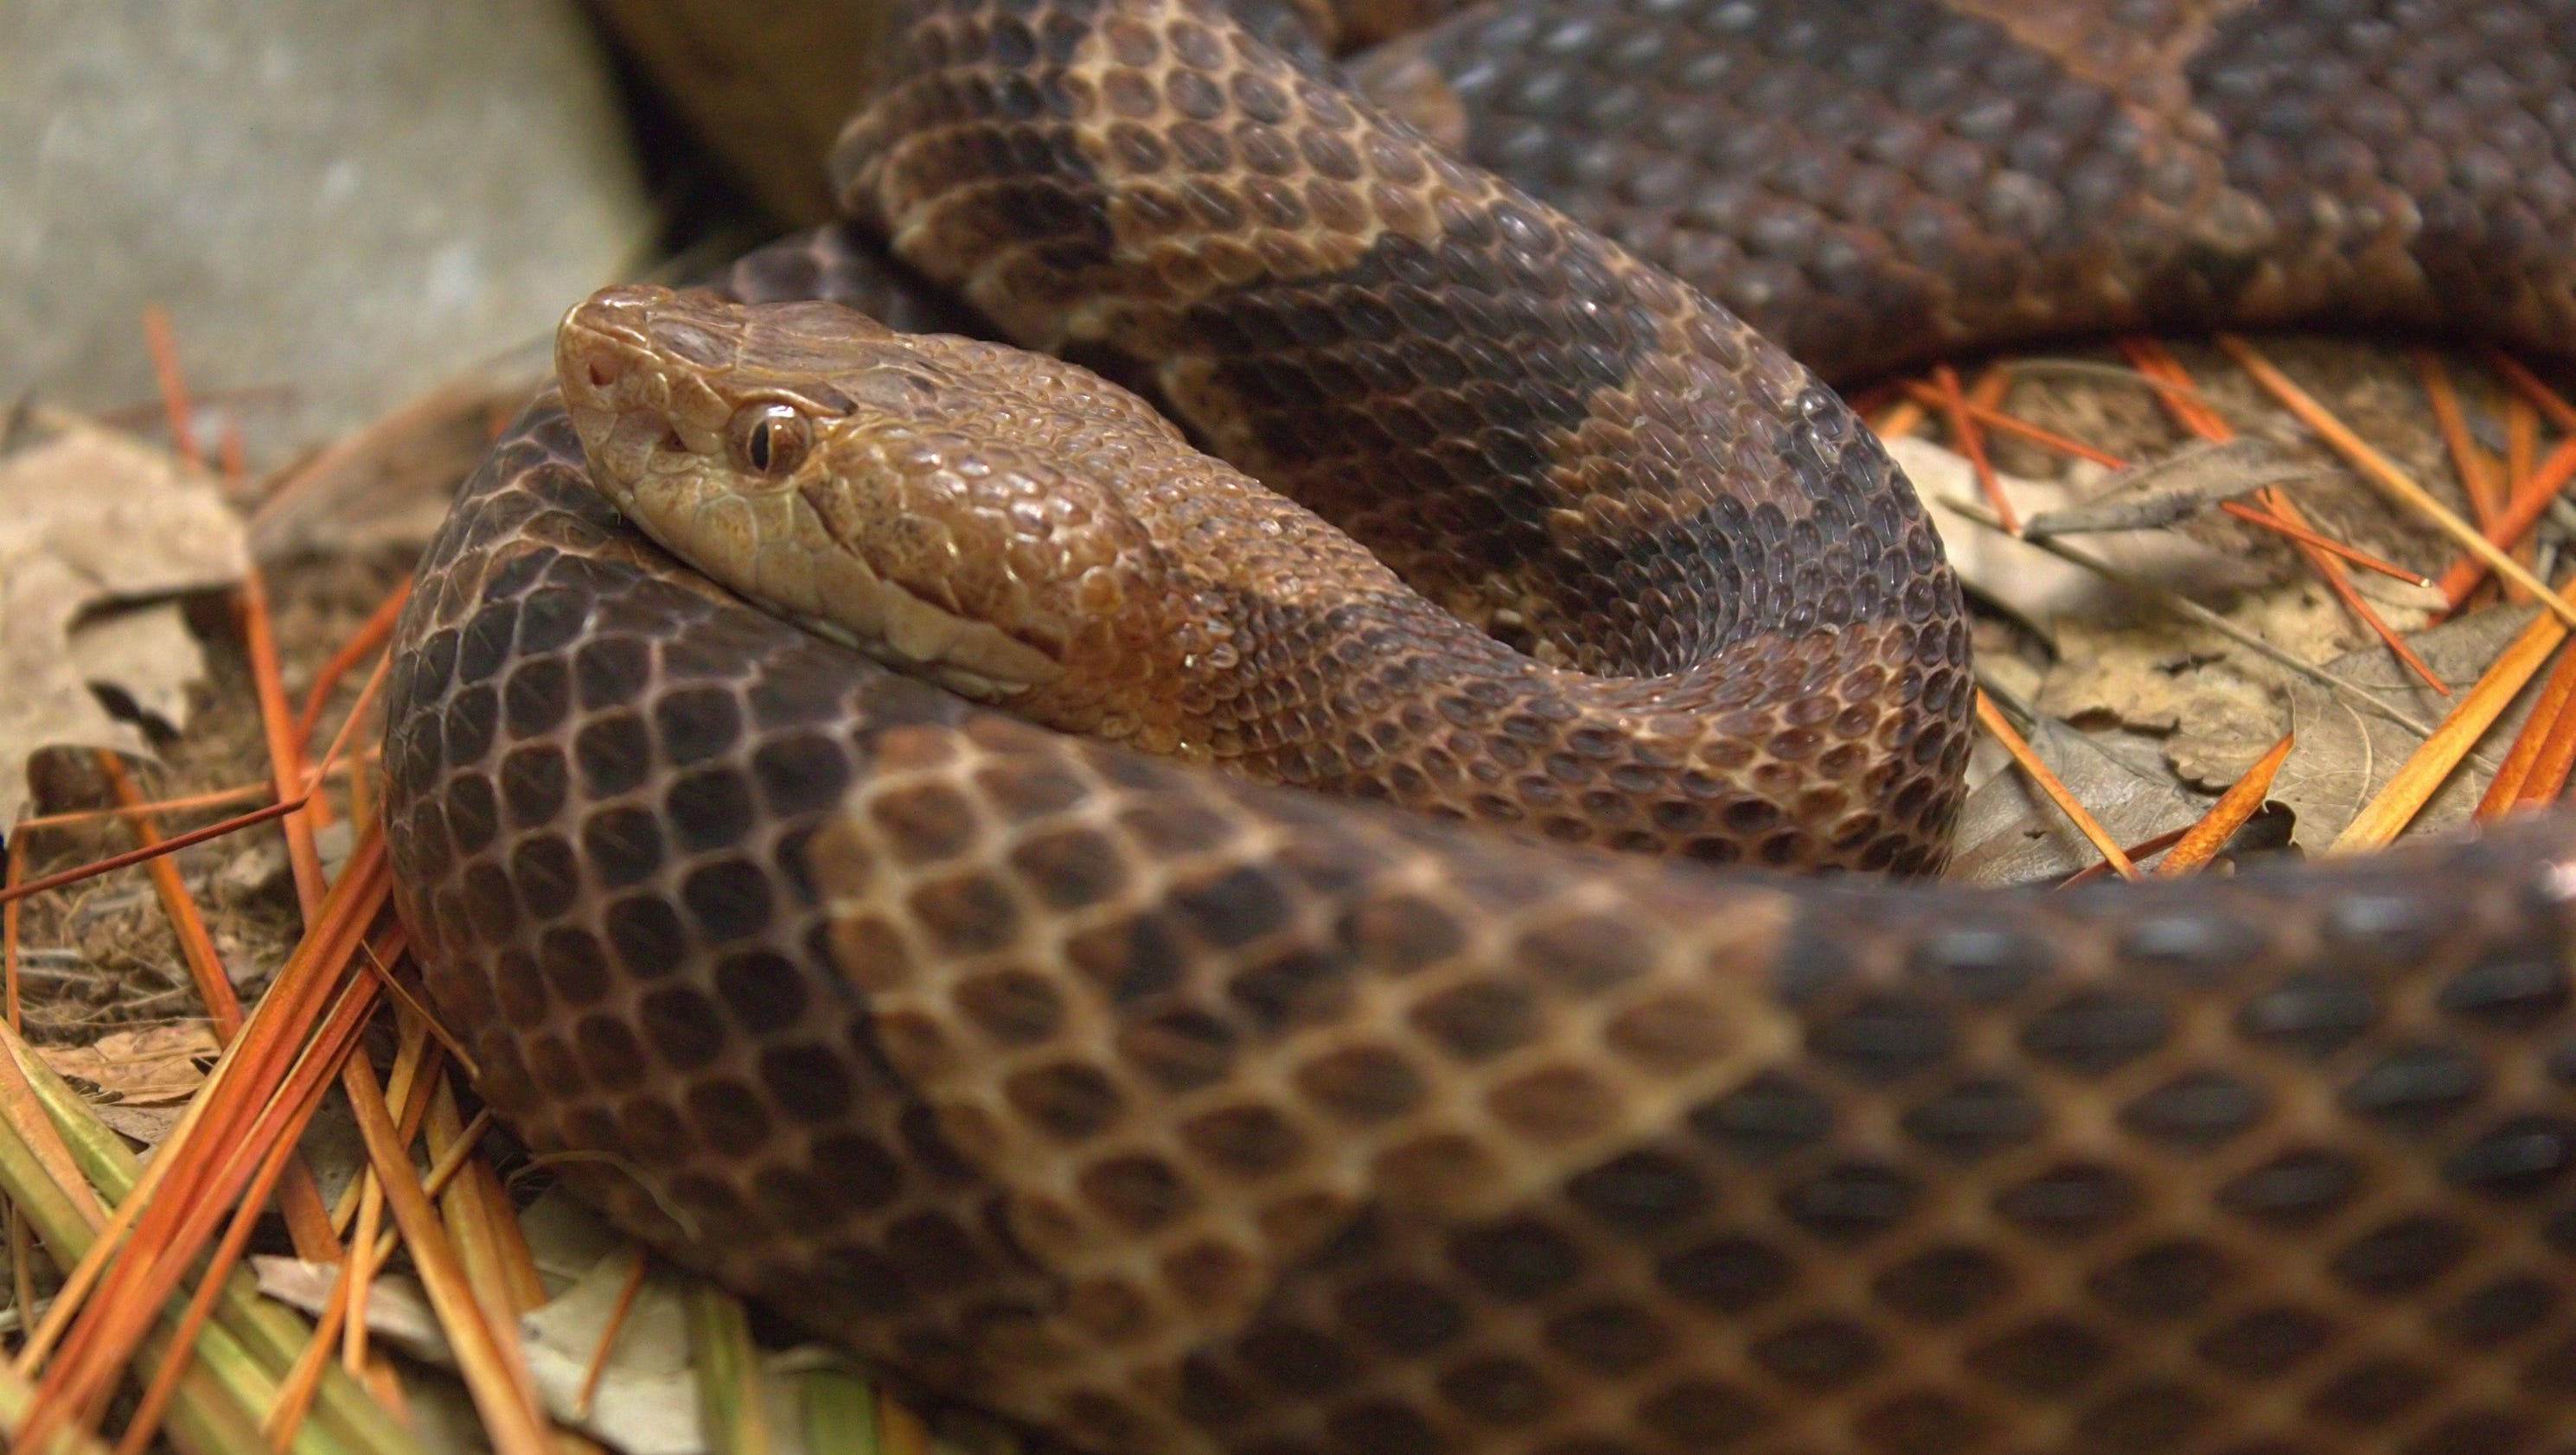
(557, 283), (890, 505)
(552, 282), (1433, 757)
(556, 284), (1124, 705)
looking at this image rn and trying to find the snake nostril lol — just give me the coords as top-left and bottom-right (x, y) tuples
(587, 359), (617, 389)
(659, 428), (688, 454)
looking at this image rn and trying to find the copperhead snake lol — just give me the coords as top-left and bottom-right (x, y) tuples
(384, 2), (2576, 1452)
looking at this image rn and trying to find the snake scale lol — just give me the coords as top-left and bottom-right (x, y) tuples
(383, 2), (2576, 1452)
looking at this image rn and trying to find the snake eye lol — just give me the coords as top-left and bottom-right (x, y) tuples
(727, 402), (812, 477)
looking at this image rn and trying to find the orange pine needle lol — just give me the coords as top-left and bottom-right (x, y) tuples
(2477, 640), (2576, 817)
(1897, 380), (2130, 469)
(240, 570), (333, 902)
(291, 579), (412, 750)
(346, 1046), (554, 1455)
(89, 752), (343, 1260)
(0, 1030), (102, 1232)
(139, 304), (199, 471)
(12, 836), (384, 1401)
(0, 798), (305, 908)
(2118, 337), (2234, 441)
(2515, 676), (2576, 807)
(3, 832), (23, 1034)
(340, 1061), (410, 1382)
(10, 844), (387, 1446)
(1934, 364), (2017, 534)
(2483, 347), (2576, 435)
(2332, 592), (2574, 852)
(108, 979), (379, 1455)
(2155, 733), (2295, 877)
(2510, 392), (2540, 506)
(331, 1203), (377, 1369)
(574, 1251), (650, 1418)
(2219, 334), (2576, 628)
(1870, 395), (1927, 442)
(262, 1256), (355, 1452)
(880, 1390), (936, 1455)
(2058, 825), (2195, 886)
(215, 418), (248, 491)
(276, 1031), (446, 1449)
(431, 1085), (547, 1317)
(2415, 349), (2506, 527)
(2260, 488), (2448, 696)
(2435, 437), (2576, 608)
(90, 753), (243, 1037)
(1975, 690), (2137, 878)
(425, 1111), (493, 1202)
(2214, 501), (2432, 586)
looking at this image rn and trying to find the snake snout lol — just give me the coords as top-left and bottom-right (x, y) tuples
(556, 286), (748, 499)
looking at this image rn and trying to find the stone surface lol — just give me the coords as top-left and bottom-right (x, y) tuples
(1, 0), (652, 463)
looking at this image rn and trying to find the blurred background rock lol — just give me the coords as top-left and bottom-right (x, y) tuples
(2, 0), (667, 469)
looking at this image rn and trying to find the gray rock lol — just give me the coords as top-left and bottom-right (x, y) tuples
(1, 0), (652, 465)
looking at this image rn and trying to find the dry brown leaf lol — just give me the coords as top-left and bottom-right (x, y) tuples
(91, 1102), (187, 1148)
(1948, 717), (2214, 885)
(67, 601), (208, 731)
(255, 1256), (447, 1358)
(2274, 603), (2549, 846)
(32, 1020), (224, 1105)
(0, 421), (247, 823)
(521, 1246), (703, 1455)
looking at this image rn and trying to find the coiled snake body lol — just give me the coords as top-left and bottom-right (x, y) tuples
(384, 3), (2576, 1452)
